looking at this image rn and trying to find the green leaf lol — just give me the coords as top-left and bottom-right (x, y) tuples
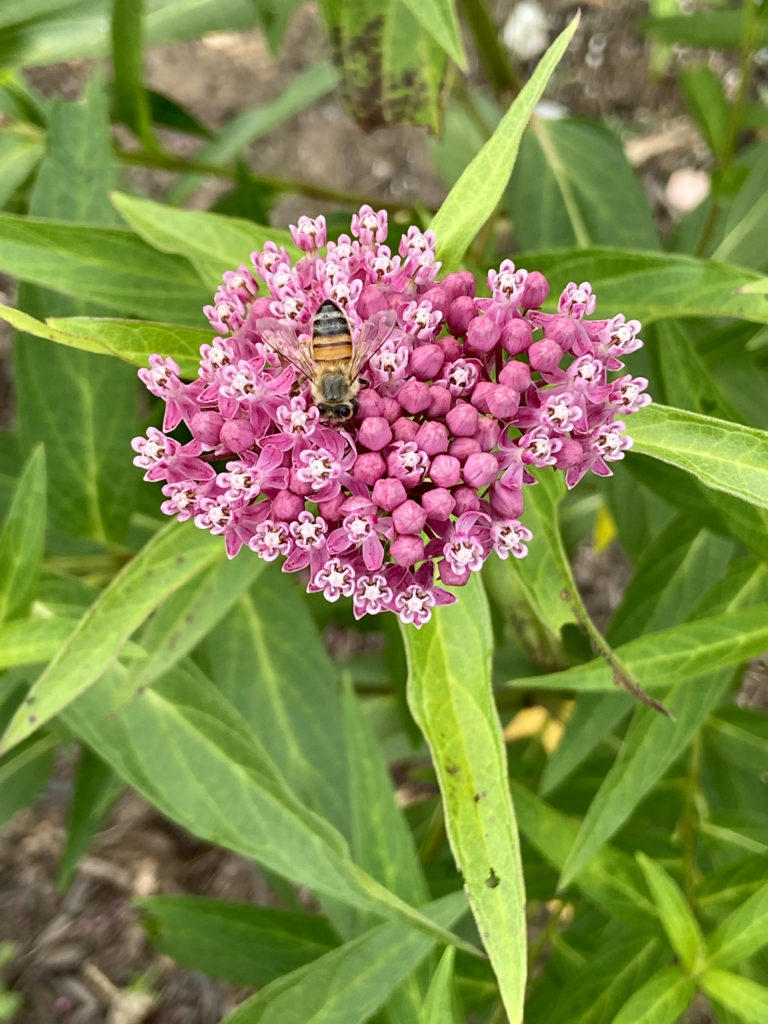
(111, 190), (297, 288)
(558, 669), (732, 889)
(608, 966), (695, 1024)
(711, 143), (768, 271)
(400, 0), (466, 68)
(698, 856), (768, 923)
(0, 446), (46, 625)
(640, 10), (766, 49)
(249, 0), (305, 53)
(205, 572), (350, 838)
(700, 969), (768, 1024)
(510, 604), (768, 693)
(62, 661), (473, 947)
(403, 574), (526, 1023)
(0, 524), (226, 755)
(318, 0), (446, 131)
(140, 896), (338, 987)
(539, 693), (629, 796)
(0, 732), (56, 828)
(220, 892), (467, 1024)
(708, 882), (768, 969)
(636, 854), (705, 970)
(535, 935), (666, 1024)
(509, 118), (659, 251)
(0, 616), (79, 669)
(168, 61), (338, 204)
(111, 0), (154, 147)
(520, 249), (768, 326)
(509, 781), (656, 927)
(0, 125), (44, 206)
(680, 65), (730, 159)
(58, 746), (121, 889)
(706, 705), (768, 777)
(430, 13), (580, 270)
(12, 77), (141, 543)
(0, 214), (210, 323)
(420, 946), (460, 1024)
(629, 405), (768, 511)
(0, 305), (210, 377)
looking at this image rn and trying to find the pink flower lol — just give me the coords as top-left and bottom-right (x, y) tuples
(134, 205), (648, 626)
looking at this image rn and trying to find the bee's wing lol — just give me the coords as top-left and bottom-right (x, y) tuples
(254, 317), (317, 380)
(348, 309), (398, 379)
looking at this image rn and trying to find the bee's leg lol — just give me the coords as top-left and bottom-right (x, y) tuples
(358, 377), (370, 390)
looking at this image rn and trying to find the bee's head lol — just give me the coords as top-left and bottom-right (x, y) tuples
(317, 398), (358, 423)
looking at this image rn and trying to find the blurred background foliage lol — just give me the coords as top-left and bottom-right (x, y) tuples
(1, 1), (768, 1023)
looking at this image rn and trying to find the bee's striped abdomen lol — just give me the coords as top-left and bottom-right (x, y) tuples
(312, 300), (352, 363)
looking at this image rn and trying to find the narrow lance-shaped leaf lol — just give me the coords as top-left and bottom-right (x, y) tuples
(609, 966), (696, 1024)
(139, 896), (338, 988)
(431, 12), (580, 270)
(629, 405), (768, 511)
(110, 190), (298, 288)
(111, 0), (154, 147)
(403, 573), (527, 1024)
(700, 969), (768, 1024)
(0, 524), (227, 756)
(636, 854), (705, 971)
(399, 0), (466, 69)
(420, 946), (460, 1024)
(221, 892), (467, 1024)
(707, 881), (768, 969)
(62, 661), (476, 950)
(0, 445), (45, 625)
(0, 303), (210, 378)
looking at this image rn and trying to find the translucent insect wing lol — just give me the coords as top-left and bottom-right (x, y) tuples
(349, 310), (397, 378)
(254, 317), (316, 380)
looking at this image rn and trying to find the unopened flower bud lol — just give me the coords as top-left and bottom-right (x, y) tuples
(392, 416), (420, 442)
(390, 534), (425, 567)
(463, 452), (499, 488)
(190, 410), (223, 446)
(485, 384), (519, 419)
(352, 452), (386, 485)
(470, 381), (494, 414)
(318, 493), (345, 519)
(429, 454), (461, 488)
(220, 418), (255, 452)
(476, 418), (501, 451)
(499, 360), (531, 391)
(501, 318), (532, 355)
(272, 489), (305, 521)
(521, 271), (550, 309)
(452, 486), (482, 514)
(426, 384), (452, 418)
(358, 416), (392, 451)
(529, 338), (563, 373)
(466, 315), (500, 354)
(490, 481), (524, 518)
(441, 270), (476, 301)
(439, 560), (470, 586)
(437, 336), (461, 362)
(380, 397), (401, 423)
(447, 296), (476, 337)
(392, 499), (427, 535)
(373, 477), (407, 511)
(398, 379), (432, 413)
(419, 285), (450, 316)
(446, 402), (479, 437)
(357, 389), (384, 418)
(415, 421), (449, 456)
(554, 437), (584, 469)
(410, 344), (444, 380)
(422, 487), (455, 518)
(357, 284), (389, 319)
(542, 316), (579, 349)
(449, 437), (482, 462)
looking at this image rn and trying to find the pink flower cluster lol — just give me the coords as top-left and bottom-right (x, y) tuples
(132, 207), (650, 627)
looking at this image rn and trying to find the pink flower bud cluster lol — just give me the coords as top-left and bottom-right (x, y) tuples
(132, 207), (649, 627)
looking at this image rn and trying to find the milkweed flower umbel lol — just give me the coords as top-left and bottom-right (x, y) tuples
(132, 207), (650, 627)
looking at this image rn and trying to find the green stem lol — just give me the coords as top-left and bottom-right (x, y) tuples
(693, 0), (758, 257)
(114, 147), (424, 215)
(680, 733), (702, 905)
(459, 0), (520, 98)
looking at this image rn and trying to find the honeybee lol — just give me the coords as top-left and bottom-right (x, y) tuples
(256, 300), (396, 423)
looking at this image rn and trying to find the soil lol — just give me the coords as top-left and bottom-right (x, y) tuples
(1, 2), (761, 1022)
